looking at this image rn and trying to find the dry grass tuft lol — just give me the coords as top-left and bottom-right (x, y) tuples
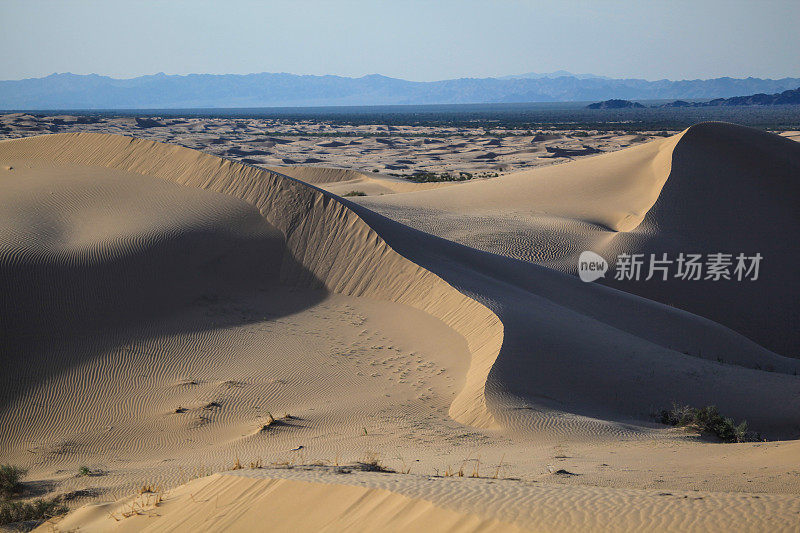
(492, 454), (506, 479)
(353, 453), (394, 473)
(109, 486), (165, 521)
(259, 412), (295, 433)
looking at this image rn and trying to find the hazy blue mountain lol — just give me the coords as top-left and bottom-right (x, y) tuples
(500, 71), (611, 80)
(661, 86), (800, 107)
(1, 72), (799, 109)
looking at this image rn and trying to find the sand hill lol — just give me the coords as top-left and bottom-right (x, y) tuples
(1, 131), (799, 531)
(360, 122), (800, 355)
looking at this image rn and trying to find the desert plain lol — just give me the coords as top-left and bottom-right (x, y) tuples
(0, 113), (799, 532)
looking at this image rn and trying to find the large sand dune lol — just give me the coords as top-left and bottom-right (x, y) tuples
(360, 122), (800, 355)
(1, 131), (799, 531)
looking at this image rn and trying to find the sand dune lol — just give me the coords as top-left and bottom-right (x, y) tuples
(40, 471), (800, 533)
(360, 122), (800, 355)
(2, 130), (799, 531)
(0, 132), (502, 429)
(265, 165), (454, 196)
(45, 474), (524, 533)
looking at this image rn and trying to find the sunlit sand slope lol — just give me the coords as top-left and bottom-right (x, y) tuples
(360, 123), (800, 355)
(41, 471), (800, 533)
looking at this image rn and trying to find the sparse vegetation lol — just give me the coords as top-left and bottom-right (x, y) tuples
(0, 498), (68, 526)
(658, 404), (754, 443)
(0, 465), (25, 498)
(77, 466), (92, 477)
(470, 457), (481, 478)
(354, 453), (394, 473)
(259, 412), (295, 432)
(139, 484), (158, 494)
(407, 171), (473, 183)
(108, 486), (165, 522)
(0, 464), (68, 526)
(343, 190), (367, 197)
(492, 454), (505, 479)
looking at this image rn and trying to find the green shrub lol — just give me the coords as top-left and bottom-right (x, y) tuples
(0, 465), (25, 498)
(0, 498), (68, 526)
(659, 404), (751, 443)
(407, 171), (474, 183)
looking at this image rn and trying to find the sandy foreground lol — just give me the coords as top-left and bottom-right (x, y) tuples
(0, 125), (798, 532)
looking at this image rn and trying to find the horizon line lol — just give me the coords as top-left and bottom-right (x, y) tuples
(4, 71), (800, 84)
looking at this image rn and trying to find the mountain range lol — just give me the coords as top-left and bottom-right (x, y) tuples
(2, 71), (800, 109)
(664, 87), (800, 107)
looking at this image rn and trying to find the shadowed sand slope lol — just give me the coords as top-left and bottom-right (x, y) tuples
(623, 123), (800, 355)
(0, 163), (284, 345)
(0, 132), (502, 429)
(361, 123), (800, 356)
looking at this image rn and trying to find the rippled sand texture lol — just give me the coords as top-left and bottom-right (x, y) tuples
(0, 130), (797, 532)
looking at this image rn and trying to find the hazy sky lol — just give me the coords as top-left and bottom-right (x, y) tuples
(1, 0), (798, 81)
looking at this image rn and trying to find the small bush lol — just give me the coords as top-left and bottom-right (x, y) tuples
(0, 465), (25, 498)
(659, 404), (751, 443)
(0, 498), (68, 526)
(354, 453), (394, 473)
(343, 190), (367, 197)
(407, 171), (474, 183)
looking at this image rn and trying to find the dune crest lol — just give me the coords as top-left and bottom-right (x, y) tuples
(267, 164), (454, 196)
(0, 132), (503, 428)
(361, 123), (800, 355)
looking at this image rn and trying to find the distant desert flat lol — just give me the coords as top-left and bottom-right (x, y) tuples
(0, 126), (799, 532)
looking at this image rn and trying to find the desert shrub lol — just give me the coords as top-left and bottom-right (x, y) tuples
(0, 498), (68, 526)
(407, 171), (474, 183)
(659, 404), (751, 443)
(343, 190), (367, 197)
(0, 465), (25, 498)
(354, 453), (394, 473)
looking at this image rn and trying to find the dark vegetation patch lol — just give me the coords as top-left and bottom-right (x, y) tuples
(0, 465), (69, 527)
(658, 404), (759, 443)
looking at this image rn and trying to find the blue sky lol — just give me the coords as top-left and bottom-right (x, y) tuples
(1, 0), (798, 81)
